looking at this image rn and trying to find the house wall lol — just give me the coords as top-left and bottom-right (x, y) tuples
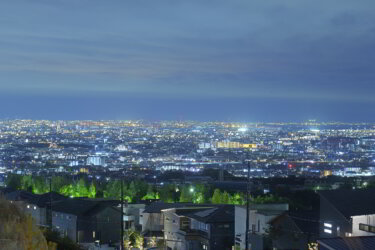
(141, 212), (164, 232)
(271, 216), (310, 250)
(210, 221), (234, 250)
(235, 206), (246, 249)
(52, 211), (77, 242)
(96, 207), (121, 244)
(163, 210), (186, 250)
(319, 196), (351, 238)
(352, 214), (375, 236)
(235, 206), (285, 250)
(123, 203), (145, 230)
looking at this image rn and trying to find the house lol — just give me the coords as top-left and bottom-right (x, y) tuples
(51, 198), (121, 244)
(123, 202), (146, 231)
(4, 190), (67, 227)
(319, 188), (375, 238)
(270, 210), (319, 250)
(162, 205), (235, 250)
(317, 236), (375, 250)
(140, 201), (194, 244)
(234, 203), (289, 250)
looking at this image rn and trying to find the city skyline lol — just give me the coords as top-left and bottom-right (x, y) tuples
(1, 0), (375, 121)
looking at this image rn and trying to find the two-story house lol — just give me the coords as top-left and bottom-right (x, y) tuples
(319, 188), (375, 238)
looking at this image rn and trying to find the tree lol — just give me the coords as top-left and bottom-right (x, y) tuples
(21, 175), (33, 192)
(179, 185), (193, 202)
(211, 189), (222, 204)
(6, 174), (22, 190)
(33, 177), (49, 194)
(142, 185), (159, 200)
(148, 236), (157, 248)
(128, 181), (137, 201)
(192, 184), (206, 204)
(159, 184), (176, 203)
(229, 192), (245, 205)
(0, 197), (52, 250)
(222, 191), (230, 204)
(88, 182), (96, 198)
(123, 229), (144, 250)
(75, 178), (88, 197)
(104, 180), (121, 199)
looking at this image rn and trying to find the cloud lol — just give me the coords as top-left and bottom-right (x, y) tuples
(0, 0), (374, 106)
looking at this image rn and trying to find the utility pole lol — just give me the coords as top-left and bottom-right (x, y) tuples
(120, 179), (124, 250)
(49, 177), (52, 228)
(245, 161), (250, 250)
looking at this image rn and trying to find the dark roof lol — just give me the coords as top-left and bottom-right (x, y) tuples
(318, 236), (375, 250)
(141, 230), (164, 238)
(0, 187), (16, 195)
(36, 192), (68, 207)
(143, 201), (194, 213)
(185, 205), (234, 223)
(5, 190), (40, 204)
(5, 190), (68, 208)
(288, 210), (319, 235)
(319, 188), (375, 218)
(51, 198), (119, 216)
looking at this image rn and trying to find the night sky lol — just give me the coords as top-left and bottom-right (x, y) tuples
(1, 0), (374, 122)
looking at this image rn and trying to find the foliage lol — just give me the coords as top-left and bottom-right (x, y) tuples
(123, 229), (144, 250)
(211, 189), (222, 204)
(43, 229), (82, 250)
(179, 185), (193, 202)
(148, 236), (157, 248)
(5, 174), (22, 190)
(142, 185), (160, 200)
(251, 194), (287, 204)
(0, 196), (52, 250)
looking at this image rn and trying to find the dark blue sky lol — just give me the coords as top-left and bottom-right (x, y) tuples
(0, 0), (374, 122)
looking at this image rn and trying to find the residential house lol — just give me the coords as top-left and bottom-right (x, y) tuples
(319, 188), (375, 238)
(51, 198), (121, 244)
(235, 203), (289, 250)
(162, 205), (235, 250)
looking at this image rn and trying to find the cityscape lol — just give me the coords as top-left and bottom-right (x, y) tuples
(1, 119), (375, 249)
(1, 0), (375, 250)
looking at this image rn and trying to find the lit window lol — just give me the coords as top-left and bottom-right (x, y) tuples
(324, 223), (332, 228)
(324, 229), (332, 234)
(93, 231), (96, 238)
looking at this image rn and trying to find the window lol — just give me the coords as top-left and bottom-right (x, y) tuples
(218, 224), (230, 228)
(359, 223), (375, 233)
(93, 231), (96, 238)
(324, 229), (332, 234)
(324, 223), (332, 228)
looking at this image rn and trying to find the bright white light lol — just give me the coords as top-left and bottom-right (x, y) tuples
(190, 188), (194, 193)
(238, 127), (248, 132)
(34, 206), (37, 210)
(324, 229), (332, 234)
(27, 205), (30, 209)
(324, 223), (332, 228)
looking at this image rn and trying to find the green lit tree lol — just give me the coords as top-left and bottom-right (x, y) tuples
(211, 189), (222, 204)
(88, 182), (96, 198)
(179, 185), (193, 202)
(222, 191), (230, 204)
